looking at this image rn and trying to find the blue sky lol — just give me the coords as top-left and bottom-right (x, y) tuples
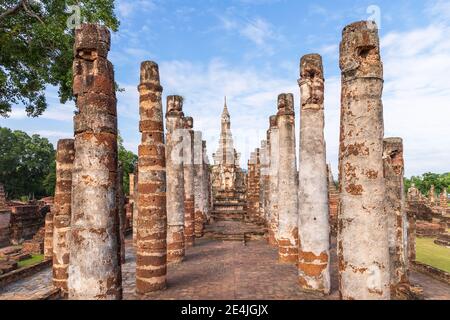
(2, 0), (450, 177)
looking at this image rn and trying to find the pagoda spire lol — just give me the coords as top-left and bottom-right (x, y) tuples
(222, 96), (229, 116)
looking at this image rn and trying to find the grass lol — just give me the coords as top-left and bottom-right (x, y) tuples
(17, 254), (44, 268)
(416, 237), (450, 273)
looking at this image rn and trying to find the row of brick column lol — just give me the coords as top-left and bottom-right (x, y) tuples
(250, 21), (411, 299)
(45, 24), (212, 299)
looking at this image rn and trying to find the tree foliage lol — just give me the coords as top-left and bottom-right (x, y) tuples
(0, 0), (119, 117)
(0, 127), (55, 199)
(404, 172), (450, 196)
(118, 134), (138, 195)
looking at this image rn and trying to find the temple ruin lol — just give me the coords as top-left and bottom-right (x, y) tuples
(0, 21), (449, 301)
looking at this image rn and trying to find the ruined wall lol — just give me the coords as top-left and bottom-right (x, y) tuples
(9, 205), (46, 245)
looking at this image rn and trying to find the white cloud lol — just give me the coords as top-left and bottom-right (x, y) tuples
(218, 15), (284, 53)
(116, 0), (156, 18)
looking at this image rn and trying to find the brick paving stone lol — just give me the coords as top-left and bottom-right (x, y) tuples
(0, 233), (449, 300)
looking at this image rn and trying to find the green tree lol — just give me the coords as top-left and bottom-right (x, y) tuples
(0, 0), (119, 117)
(118, 134), (138, 195)
(0, 127), (55, 199)
(404, 172), (450, 196)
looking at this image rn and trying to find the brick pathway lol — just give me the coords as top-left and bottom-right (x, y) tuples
(0, 235), (449, 300)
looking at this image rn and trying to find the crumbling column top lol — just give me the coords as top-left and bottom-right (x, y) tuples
(277, 93), (294, 116)
(74, 24), (110, 59)
(269, 115), (278, 128)
(166, 95), (184, 117)
(139, 61), (162, 89)
(183, 116), (194, 129)
(300, 53), (323, 79)
(340, 20), (382, 81)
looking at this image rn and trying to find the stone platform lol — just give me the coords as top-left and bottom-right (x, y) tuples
(203, 220), (266, 242)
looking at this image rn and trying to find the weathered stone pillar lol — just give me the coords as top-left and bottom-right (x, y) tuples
(268, 116), (279, 246)
(52, 139), (74, 295)
(429, 185), (436, 206)
(194, 131), (205, 237)
(276, 93), (299, 264)
(338, 21), (389, 300)
(259, 140), (267, 220)
(440, 189), (448, 214)
(69, 24), (122, 300)
(132, 168), (138, 246)
(44, 211), (54, 260)
(0, 184), (6, 209)
(202, 140), (210, 222)
(117, 164), (126, 264)
(383, 138), (408, 290)
(183, 117), (195, 247)
(327, 165), (339, 236)
(136, 61), (167, 293)
(166, 96), (185, 263)
(297, 54), (330, 294)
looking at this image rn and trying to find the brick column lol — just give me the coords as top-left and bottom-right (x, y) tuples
(117, 164), (126, 264)
(276, 93), (299, 264)
(338, 21), (389, 300)
(132, 168), (139, 246)
(44, 211), (54, 260)
(69, 24), (122, 300)
(383, 138), (408, 288)
(136, 61), (167, 293)
(194, 131), (205, 237)
(183, 117), (195, 247)
(202, 140), (210, 222)
(297, 54), (330, 294)
(166, 95), (185, 263)
(268, 116), (279, 246)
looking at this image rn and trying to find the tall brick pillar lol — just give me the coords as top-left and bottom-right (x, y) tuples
(183, 116), (195, 247)
(268, 115), (279, 246)
(136, 61), (167, 293)
(276, 93), (299, 264)
(69, 24), (122, 300)
(383, 138), (409, 289)
(132, 168), (138, 246)
(52, 139), (74, 295)
(44, 211), (54, 260)
(338, 21), (390, 300)
(117, 164), (126, 264)
(440, 189), (448, 214)
(166, 95), (186, 263)
(259, 140), (267, 221)
(194, 131), (205, 237)
(202, 140), (210, 222)
(297, 54), (330, 294)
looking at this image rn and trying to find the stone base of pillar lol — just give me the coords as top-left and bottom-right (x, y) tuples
(267, 229), (278, 247)
(184, 199), (195, 247)
(194, 210), (204, 238)
(167, 225), (185, 263)
(278, 238), (298, 264)
(298, 250), (330, 294)
(136, 276), (167, 294)
(391, 282), (424, 300)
